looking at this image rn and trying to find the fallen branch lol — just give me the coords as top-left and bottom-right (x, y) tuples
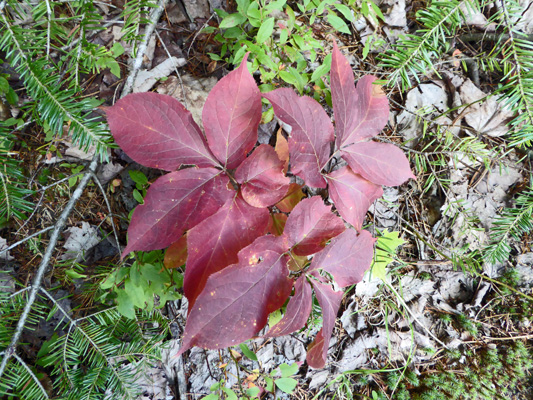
(121, 0), (170, 98)
(0, 157), (98, 379)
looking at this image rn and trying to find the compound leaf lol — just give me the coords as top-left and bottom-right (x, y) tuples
(266, 275), (312, 337)
(202, 53), (262, 169)
(263, 89), (333, 188)
(309, 229), (375, 287)
(284, 196), (345, 256)
(327, 166), (383, 231)
(306, 280), (343, 369)
(107, 92), (218, 171)
(184, 194), (270, 309)
(123, 168), (233, 256)
(330, 43), (389, 148)
(178, 247), (293, 354)
(235, 144), (291, 208)
(341, 141), (415, 186)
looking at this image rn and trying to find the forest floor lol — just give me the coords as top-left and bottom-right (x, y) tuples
(2, 0), (533, 399)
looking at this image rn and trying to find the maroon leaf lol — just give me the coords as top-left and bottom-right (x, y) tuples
(177, 247), (293, 354)
(202, 53), (262, 169)
(276, 183), (305, 213)
(306, 280), (343, 369)
(269, 213), (288, 236)
(164, 233), (188, 269)
(330, 42), (358, 149)
(107, 92), (218, 171)
(235, 144), (291, 208)
(341, 142), (415, 186)
(184, 194), (270, 309)
(330, 43), (389, 148)
(309, 229), (375, 287)
(275, 128), (290, 174)
(327, 166), (383, 231)
(263, 89), (333, 188)
(237, 234), (289, 258)
(265, 275), (312, 337)
(123, 168), (232, 256)
(284, 196), (345, 256)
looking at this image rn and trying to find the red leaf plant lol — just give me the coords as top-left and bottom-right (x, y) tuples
(107, 44), (414, 369)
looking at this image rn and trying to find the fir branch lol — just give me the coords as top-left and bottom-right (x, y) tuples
(379, 0), (474, 89)
(0, 5), (112, 161)
(483, 190), (533, 264)
(121, 0), (169, 98)
(12, 353), (49, 400)
(0, 157), (98, 380)
(497, 0), (533, 146)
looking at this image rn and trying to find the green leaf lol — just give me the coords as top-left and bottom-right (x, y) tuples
(371, 230), (405, 281)
(333, 3), (353, 21)
(219, 13), (247, 28)
(65, 269), (87, 279)
(327, 12), (351, 34)
(256, 17), (275, 44)
(369, 0), (385, 21)
(261, 106), (274, 124)
(311, 53), (332, 81)
(200, 394), (219, 400)
(247, 1), (261, 20)
(6, 86), (19, 105)
(124, 279), (147, 308)
(141, 263), (167, 286)
(129, 170), (148, 186)
(246, 386), (261, 398)
(107, 58), (121, 78)
(264, 0), (287, 14)
(68, 176), (79, 188)
(268, 308), (283, 326)
(116, 266), (130, 282)
(274, 378), (298, 394)
(239, 343), (258, 361)
(133, 189), (144, 204)
(279, 363), (298, 378)
(111, 42), (125, 57)
(100, 270), (117, 289)
(130, 263), (141, 286)
(264, 376), (274, 392)
(0, 76), (9, 93)
(221, 387), (238, 400)
(116, 289), (136, 319)
(236, 0), (251, 15)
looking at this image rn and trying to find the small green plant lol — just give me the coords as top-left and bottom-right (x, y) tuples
(128, 169), (150, 204)
(208, 0), (383, 98)
(100, 250), (182, 319)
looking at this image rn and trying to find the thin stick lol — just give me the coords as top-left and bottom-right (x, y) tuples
(12, 352), (50, 399)
(154, 29), (188, 109)
(121, 0), (170, 98)
(44, 0), (52, 58)
(387, 283), (449, 349)
(0, 157), (98, 380)
(0, 226), (54, 257)
(89, 171), (122, 255)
